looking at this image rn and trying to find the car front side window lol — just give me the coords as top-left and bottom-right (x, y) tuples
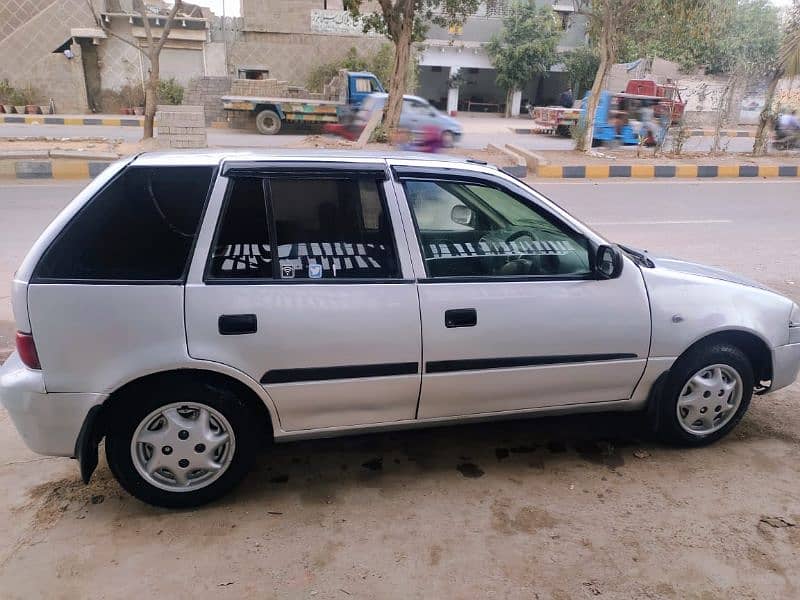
(403, 179), (591, 279)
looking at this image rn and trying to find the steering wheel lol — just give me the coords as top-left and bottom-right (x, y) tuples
(499, 229), (561, 276)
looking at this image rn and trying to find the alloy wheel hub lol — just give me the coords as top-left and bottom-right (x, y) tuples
(131, 402), (235, 492)
(676, 364), (743, 435)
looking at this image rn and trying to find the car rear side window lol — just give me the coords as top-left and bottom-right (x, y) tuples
(208, 177), (272, 279)
(35, 166), (214, 281)
(269, 177), (398, 280)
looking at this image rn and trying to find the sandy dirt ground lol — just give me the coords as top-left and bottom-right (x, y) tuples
(0, 137), (120, 154)
(0, 180), (799, 599)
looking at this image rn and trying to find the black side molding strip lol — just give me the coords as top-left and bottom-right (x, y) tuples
(426, 353), (638, 374)
(262, 362), (419, 384)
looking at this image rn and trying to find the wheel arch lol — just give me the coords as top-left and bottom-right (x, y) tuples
(254, 103), (284, 119)
(78, 366), (279, 483)
(678, 328), (773, 387)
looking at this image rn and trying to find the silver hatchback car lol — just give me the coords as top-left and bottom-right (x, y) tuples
(2, 150), (799, 507)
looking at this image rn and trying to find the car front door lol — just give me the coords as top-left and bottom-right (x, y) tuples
(185, 161), (422, 432)
(392, 165), (651, 419)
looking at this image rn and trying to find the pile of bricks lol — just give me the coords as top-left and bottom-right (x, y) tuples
(155, 105), (207, 149)
(229, 78), (328, 101)
(185, 76), (233, 125)
(230, 78), (291, 97)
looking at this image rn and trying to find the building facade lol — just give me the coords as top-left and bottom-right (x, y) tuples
(417, 1), (587, 115)
(0, 0), (212, 114)
(0, 0), (586, 115)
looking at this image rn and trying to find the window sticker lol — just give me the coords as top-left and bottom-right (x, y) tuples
(281, 264), (295, 279)
(309, 263), (323, 279)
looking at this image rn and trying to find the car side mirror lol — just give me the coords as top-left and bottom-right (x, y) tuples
(451, 205), (474, 226)
(595, 244), (623, 279)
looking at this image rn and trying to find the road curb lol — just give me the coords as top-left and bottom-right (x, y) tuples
(1, 158), (114, 180)
(0, 114), (145, 127)
(534, 164), (799, 178)
(487, 143), (527, 177)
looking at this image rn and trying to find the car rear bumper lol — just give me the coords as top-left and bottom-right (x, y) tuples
(772, 342), (800, 392)
(0, 352), (105, 457)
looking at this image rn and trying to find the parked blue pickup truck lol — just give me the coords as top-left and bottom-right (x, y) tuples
(222, 70), (385, 135)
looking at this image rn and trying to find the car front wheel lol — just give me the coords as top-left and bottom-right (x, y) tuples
(656, 342), (753, 446)
(105, 380), (258, 508)
(441, 130), (456, 148)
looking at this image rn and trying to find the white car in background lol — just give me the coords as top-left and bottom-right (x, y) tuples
(357, 93), (463, 147)
(1, 150), (798, 508)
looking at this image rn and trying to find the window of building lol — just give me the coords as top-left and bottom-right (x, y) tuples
(237, 68), (270, 80)
(209, 178), (272, 279)
(35, 166), (214, 281)
(404, 179), (591, 279)
(269, 177), (398, 280)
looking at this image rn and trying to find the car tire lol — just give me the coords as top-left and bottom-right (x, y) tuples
(105, 380), (259, 508)
(441, 130), (456, 148)
(655, 342), (753, 447)
(255, 109), (282, 135)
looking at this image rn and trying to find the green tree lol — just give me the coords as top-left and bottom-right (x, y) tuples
(343, 0), (481, 133)
(306, 44), (419, 94)
(572, 0), (707, 152)
(708, 0), (780, 152)
(306, 47), (370, 92)
(560, 46), (599, 99)
(754, 0), (800, 155)
(618, 0), (725, 70)
(486, 1), (560, 117)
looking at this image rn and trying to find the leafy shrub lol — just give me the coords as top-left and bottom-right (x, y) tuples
(0, 79), (13, 103)
(119, 83), (145, 108)
(157, 78), (184, 105)
(306, 44), (418, 94)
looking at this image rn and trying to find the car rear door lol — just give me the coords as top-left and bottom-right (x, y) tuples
(184, 160), (422, 432)
(390, 163), (651, 419)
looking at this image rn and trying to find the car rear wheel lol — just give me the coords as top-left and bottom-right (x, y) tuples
(105, 380), (258, 508)
(441, 130), (456, 148)
(255, 109), (282, 135)
(656, 343), (753, 446)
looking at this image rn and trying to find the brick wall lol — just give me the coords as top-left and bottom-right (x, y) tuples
(185, 76), (233, 125)
(0, 0), (91, 113)
(230, 34), (384, 91)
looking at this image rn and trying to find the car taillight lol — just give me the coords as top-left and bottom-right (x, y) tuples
(16, 332), (41, 370)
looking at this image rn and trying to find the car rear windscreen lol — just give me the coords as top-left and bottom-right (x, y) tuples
(34, 166), (215, 281)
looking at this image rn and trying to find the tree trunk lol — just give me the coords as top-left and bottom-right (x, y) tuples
(579, 17), (614, 152)
(384, 0), (414, 134)
(505, 89), (513, 118)
(711, 76), (735, 155)
(143, 53), (159, 139)
(753, 68), (782, 156)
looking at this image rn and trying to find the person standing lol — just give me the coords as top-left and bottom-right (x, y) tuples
(559, 87), (574, 108)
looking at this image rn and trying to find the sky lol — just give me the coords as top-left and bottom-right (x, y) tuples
(193, 0), (240, 17)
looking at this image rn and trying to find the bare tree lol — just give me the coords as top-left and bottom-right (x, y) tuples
(87, 0), (183, 138)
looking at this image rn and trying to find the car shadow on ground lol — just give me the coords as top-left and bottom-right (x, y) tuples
(223, 410), (653, 507)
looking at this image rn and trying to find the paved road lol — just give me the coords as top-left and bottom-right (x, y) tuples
(0, 121), (763, 152)
(1, 179), (799, 598)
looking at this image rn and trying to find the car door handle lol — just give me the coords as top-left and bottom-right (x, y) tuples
(445, 308), (477, 328)
(218, 314), (257, 335)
